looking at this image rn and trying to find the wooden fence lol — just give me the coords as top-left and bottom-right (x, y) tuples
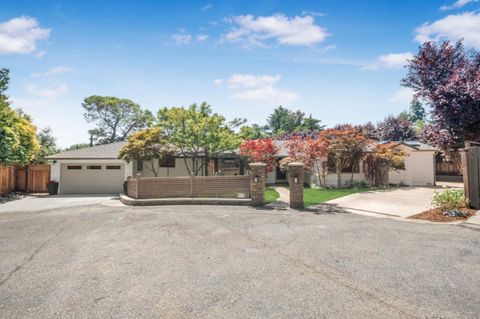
(127, 175), (251, 199)
(436, 161), (462, 176)
(0, 164), (51, 195)
(460, 145), (480, 209)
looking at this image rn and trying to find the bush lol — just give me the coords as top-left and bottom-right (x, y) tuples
(432, 189), (468, 211)
(352, 180), (368, 189)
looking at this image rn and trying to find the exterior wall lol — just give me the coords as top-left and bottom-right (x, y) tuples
(310, 159), (366, 187)
(389, 146), (435, 186)
(133, 158), (204, 177)
(266, 170), (276, 184)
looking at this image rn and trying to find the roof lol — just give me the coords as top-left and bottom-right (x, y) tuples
(47, 142), (127, 160)
(378, 140), (437, 152)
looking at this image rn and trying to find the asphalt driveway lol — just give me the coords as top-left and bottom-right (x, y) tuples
(325, 187), (439, 218)
(1, 198), (479, 318)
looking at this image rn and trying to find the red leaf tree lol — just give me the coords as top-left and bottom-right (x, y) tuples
(239, 138), (279, 172)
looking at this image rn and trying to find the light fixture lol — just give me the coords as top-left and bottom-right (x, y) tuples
(293, 177), (298, 184)
(253, 176), (259, 183)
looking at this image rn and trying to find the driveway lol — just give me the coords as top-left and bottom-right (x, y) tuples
(325, 187), (440, 218)
(1, 198), (480, 318)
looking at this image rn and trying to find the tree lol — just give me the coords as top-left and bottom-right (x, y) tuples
(239, 138), (279, 173)
(267, 106), (324, 135)
(402, 40), (480, 151)
(66, 143), (91, 151)
(157, 102), (241, 176)
(82, 95), (154, 144)
(279, 135), (329, 186)
(0, 70), (39, 164)
(376, 115), (416, 141)
(363, 143), (406, 187)
(320, 127), (370, 187)
(118, 127), (174, 177)
(239, 124), (268, 139)
(34, 127), (58, 163)
(355, 122), (378, 140)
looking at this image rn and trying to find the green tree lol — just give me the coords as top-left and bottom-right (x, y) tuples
(82, 95), (154, 144)
(157, 102), (241, 176)
(118, 127), (174, 177)
(239, 124), (268, 139)
(34, 127), (58, 163)
(0, 69), (39, 164)
(267, 106), (323, 135)
(66, 143), (91, 151)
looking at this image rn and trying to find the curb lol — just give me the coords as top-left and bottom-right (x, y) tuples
(119, 193), (251, 206)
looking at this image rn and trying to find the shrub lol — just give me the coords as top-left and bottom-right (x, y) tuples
(352, 180), (368, 189)
(432, 189), (468, 211)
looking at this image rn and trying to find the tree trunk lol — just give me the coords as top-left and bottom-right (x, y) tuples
(336, 159), (342, 188)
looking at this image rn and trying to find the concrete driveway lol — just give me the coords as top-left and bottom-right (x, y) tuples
(1, 198), (480, 318)
(325, 187), (440, 218)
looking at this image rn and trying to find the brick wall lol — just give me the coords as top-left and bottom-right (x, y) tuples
(127, 175), (251, 199)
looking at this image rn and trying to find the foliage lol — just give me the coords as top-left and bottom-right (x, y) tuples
(376, 115), (416, 141)
(279, 135), (329, 170)
(239, 124), (268, 139)
(264, 187), (280, 204)
(432, 189), (467, 211)
(402, 40), (480, 151)
(66, 143), (91, 151)
(118, 127), (174, 177)
(320, 127), (371, 187)
(363, 143), (406, 187)
(34, 127), (58, 163)
(0, 70), (39, 164)
(157, 102), (241, 176)
(82, 95), (154, 144)
(267, 106), (324, 135)
(239, 138), (279, 172)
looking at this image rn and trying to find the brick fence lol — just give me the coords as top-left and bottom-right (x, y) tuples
(127, 175), (252, 200)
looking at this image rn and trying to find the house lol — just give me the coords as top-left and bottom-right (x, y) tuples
(47, 139), (436, 194)
(47, 142), (241, 194)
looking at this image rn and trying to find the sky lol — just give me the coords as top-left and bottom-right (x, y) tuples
(1, 0), (480, 147)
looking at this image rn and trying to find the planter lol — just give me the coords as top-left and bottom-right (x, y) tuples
(47, 182), (59, 195)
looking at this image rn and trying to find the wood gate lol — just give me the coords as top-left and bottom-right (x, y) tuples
(460, 143), (480, 209)
(14, 165), (51, 193)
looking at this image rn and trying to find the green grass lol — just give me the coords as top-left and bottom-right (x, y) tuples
(303, 187), (377, 207)
(265, 187), (280, 204)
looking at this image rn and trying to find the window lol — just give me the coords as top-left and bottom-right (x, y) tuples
(160, 155), (175, 168)
(67, 165), (82, 170)
(137, 160), (143, 171)
(106, 165), (121, 170)
(87, 165), (101, 170)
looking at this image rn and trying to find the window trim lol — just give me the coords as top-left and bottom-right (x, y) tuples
(106, 165), (121, 170)
(87, 165), (102, 170)
(67, 165), (82, 170)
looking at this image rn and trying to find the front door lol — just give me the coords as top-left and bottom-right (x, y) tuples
(276, 164), (287, 182)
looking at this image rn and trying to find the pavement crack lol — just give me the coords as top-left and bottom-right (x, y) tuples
(0, 224), (66, 287)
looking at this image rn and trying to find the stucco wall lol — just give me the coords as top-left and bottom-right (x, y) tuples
(389, 146), (435, 186)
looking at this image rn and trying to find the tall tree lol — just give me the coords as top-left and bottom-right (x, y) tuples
(376, 115), (416, 141)
(34, 127), (58, 163)
(82, 95), (154, 144)
(118, 127), (174, 177)
(157, 102), (241, 176)
(402, 40), (480, 151)
(239, 124), (268, 139)
(363, 143), (406, 187)
(0, 69), (39, 164)
(267, 106), (323, 135)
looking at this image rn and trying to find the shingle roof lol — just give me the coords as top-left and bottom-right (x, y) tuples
(47, 142), (127, 159)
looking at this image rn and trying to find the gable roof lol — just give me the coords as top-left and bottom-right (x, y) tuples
(378, 140), (437, 152)
(47, 142), (127, 160)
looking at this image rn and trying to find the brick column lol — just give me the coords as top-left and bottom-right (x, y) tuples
(288, 162), (304, 209)
(250, 163), (267, 206)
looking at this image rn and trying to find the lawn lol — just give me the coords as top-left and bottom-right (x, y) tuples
(303, 187), (377, 207)
(265, 187), (280, 204)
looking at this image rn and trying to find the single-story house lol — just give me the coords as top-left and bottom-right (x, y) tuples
(47, 140), (436, 194)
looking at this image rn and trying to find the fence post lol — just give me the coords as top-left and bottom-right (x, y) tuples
(461, 147), (480, 209)
(288, 162), (304, 209)
(190, 175), (194, 198)
(250, 163), (266, 206)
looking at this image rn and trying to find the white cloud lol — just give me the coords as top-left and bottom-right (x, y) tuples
(415, 12), (480, 49)
(390, 88), (414, 103)
(213, 79), (223, 85)
(364, 52), (414, 71)
(202, 3), (213, 11)
(301, 10), (326, 17)
(172, 33), (192, 45)
(227, 73), (281, 88)
(223, 14), (329, 47)
(196, 34), (209, 42)
(31, 65), (74, 78)
(440, 0), (476, 10)
(232, 85), (298, 104)
(25, 82), (69, 98)
(0, 16), (50, 55)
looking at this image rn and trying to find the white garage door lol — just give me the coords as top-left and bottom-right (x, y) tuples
(60, 163), (124, 194)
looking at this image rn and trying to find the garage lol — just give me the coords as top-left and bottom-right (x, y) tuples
(60, 163), (124, 194)
(47, 142), (131, 194)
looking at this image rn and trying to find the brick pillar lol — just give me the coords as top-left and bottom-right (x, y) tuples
(288, 162), (304, 209)
(250, 163), (267, 206)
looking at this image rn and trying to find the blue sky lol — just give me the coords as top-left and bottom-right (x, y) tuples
(2, 0), (480, 147)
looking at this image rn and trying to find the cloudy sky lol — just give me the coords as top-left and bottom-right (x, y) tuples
(2, 0), (480, 147)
